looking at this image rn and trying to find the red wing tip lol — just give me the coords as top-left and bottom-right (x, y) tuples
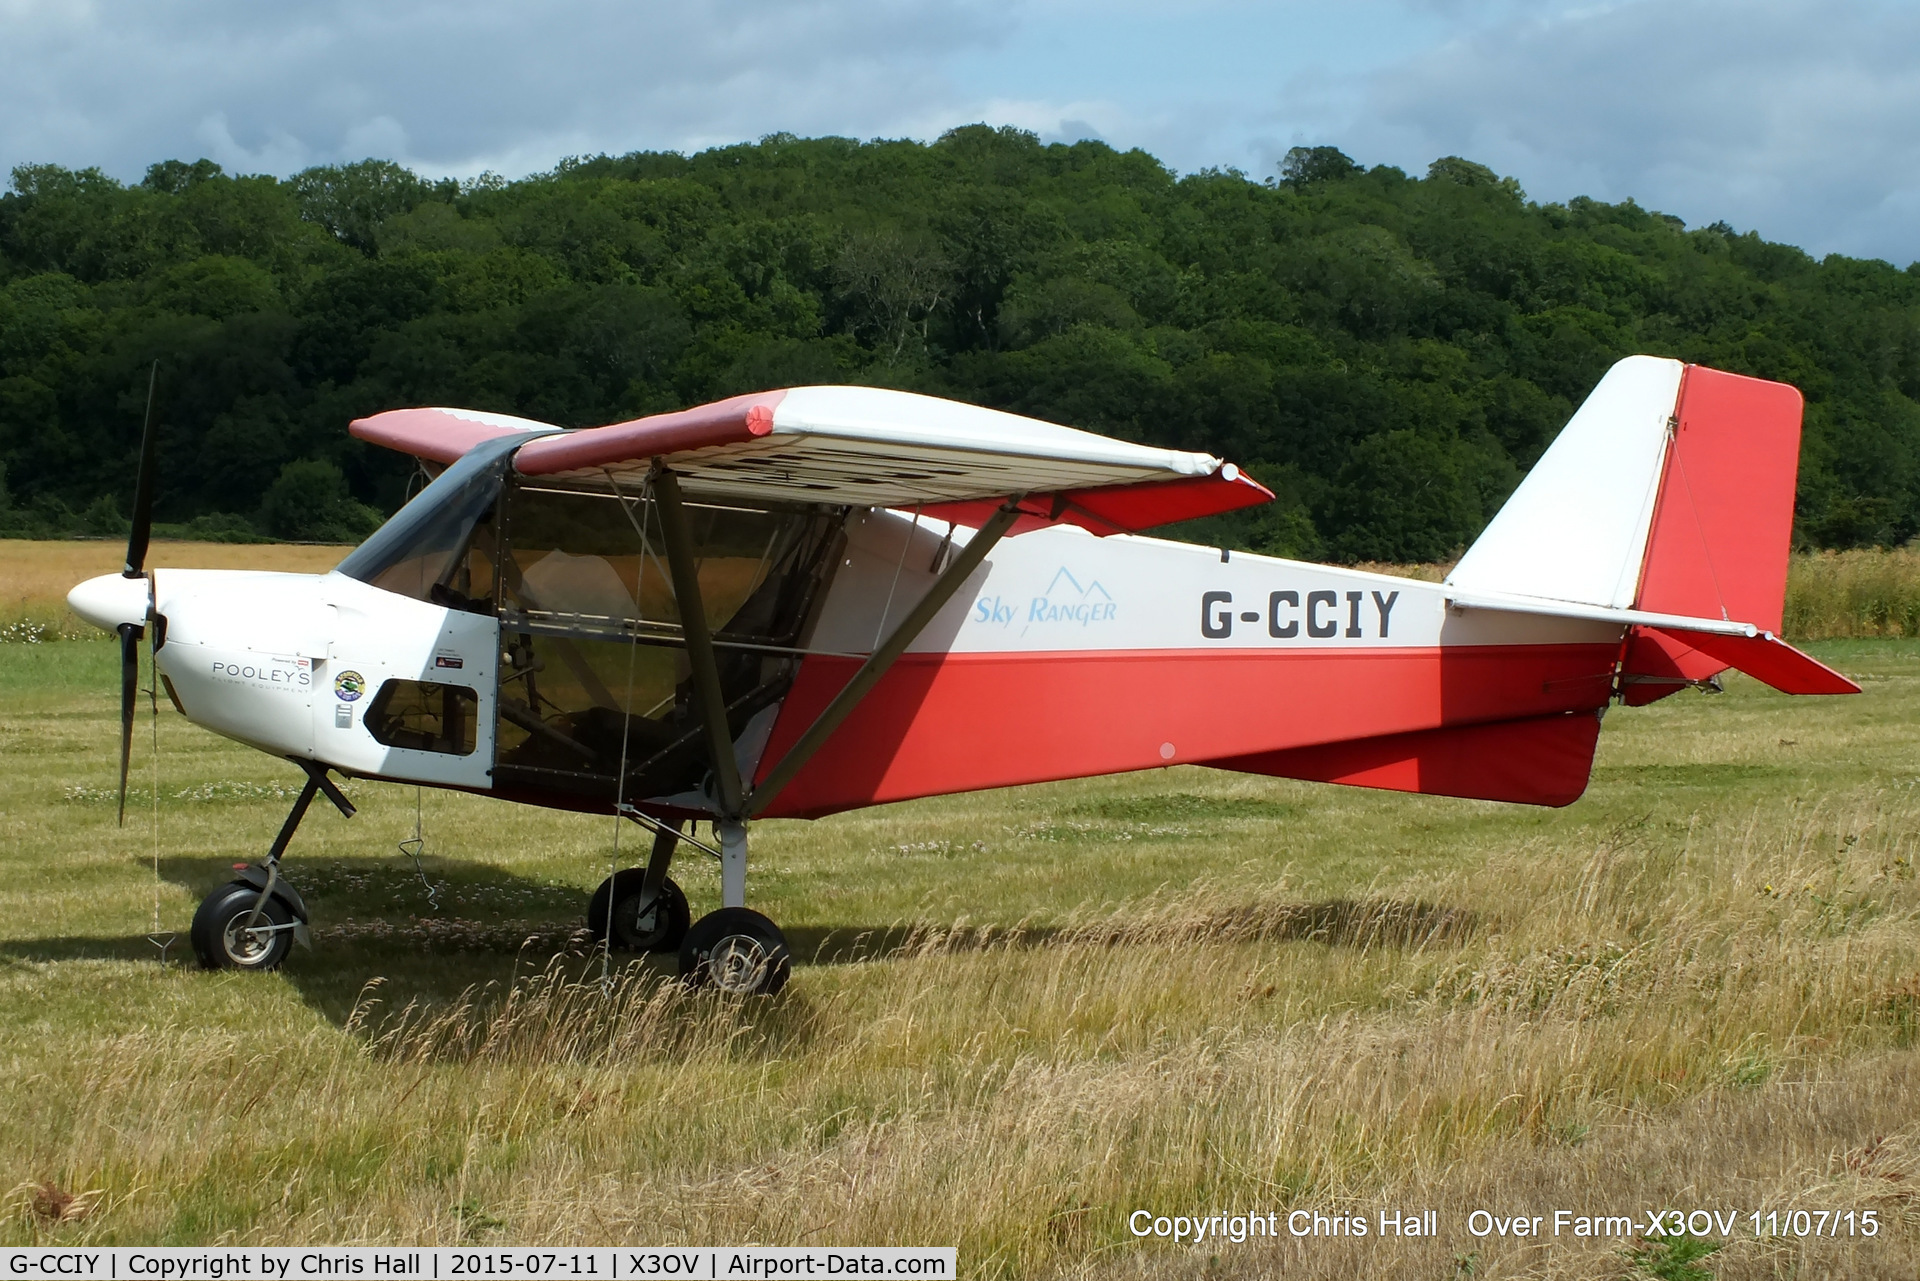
(1223, 464), (1273, 500)
(745, 404), (775, 435)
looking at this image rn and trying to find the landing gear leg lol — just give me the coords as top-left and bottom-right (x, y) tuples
(190, 760), (351, 971)
(653, 470), (789, 994)
(588, 821), (692, 953)
(680, 820), (790, 995)
(719, 819), (746, 908)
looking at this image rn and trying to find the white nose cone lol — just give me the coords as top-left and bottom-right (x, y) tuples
(68, 573), (152, 631)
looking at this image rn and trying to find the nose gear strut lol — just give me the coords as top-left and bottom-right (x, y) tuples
(189, 759), (354, 971)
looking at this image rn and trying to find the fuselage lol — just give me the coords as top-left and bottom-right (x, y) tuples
(61, 362), (1843, 989)
(72, 358), (1856, 830)
(71, 499), (1625, 821)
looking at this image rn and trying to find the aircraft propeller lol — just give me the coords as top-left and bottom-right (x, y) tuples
(117, 362), (160, 826)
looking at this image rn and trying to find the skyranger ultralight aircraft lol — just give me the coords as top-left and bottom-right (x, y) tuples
(68, 355), (1858, 993)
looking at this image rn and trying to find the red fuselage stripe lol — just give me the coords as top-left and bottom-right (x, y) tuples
(753, 643), (1620, 818)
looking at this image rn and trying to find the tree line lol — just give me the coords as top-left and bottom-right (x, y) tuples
(1, 130), (1916, 556)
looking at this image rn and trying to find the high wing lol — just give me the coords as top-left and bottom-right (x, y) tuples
(352, 386), (1272, 535)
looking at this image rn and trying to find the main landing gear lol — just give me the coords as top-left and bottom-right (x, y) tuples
(190, 761), (351, 971)
(588, 820), (693, 954)
(590, 817), (791, 995)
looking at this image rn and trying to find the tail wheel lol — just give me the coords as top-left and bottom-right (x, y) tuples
(587, 871), (691, 953)
(190, 881), (295, 971)
(679, 908), (791, 996)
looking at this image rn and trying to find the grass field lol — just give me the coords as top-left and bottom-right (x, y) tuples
(4, 543), (1920, 1277)
(0, 539), (348, 639)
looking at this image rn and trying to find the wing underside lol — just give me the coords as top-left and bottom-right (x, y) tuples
(352, 386), (1272, 535)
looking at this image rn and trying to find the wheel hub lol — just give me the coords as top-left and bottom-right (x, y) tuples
(625, 896), (661, 934)
(706, 934), (771, 994)
(222, 915), (276, 964)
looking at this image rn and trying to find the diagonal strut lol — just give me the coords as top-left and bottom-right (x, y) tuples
(747, 500), (1023, 817)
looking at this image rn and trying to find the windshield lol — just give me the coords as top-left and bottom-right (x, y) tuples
(335, 434), (533, 603)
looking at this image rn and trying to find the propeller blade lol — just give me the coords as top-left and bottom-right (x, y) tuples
(117, 621), (141, 826)
(124, 361), (159, 579)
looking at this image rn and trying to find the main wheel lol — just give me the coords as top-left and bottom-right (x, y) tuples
(587, 871), (691, 953)
(191, 881), (295, 971)
(678, 908), (791, 995)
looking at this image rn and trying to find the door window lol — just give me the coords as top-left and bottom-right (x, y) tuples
(366, 679), (480, 756)
(493, 481), (840, 802)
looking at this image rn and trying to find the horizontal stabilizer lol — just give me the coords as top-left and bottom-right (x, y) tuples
(1650, 627), (1861, 696)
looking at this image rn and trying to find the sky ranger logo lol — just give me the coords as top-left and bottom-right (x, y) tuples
(974, 568), (1118, 636)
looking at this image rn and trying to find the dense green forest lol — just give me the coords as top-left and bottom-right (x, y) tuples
(2, 129), (1917, 557)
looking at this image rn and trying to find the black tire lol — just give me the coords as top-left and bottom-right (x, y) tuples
(586, 871), (691, 954)
(678, 907), (791, 995)
(191, 881), (295, 971)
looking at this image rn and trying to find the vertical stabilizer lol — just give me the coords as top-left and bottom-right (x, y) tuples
(1446, 355), (1815, 706)
(1446, 355), (1682, 607)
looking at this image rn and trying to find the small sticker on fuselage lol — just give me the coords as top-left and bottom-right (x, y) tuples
(335, 670), (366, 701)
(434, 654), (464, 669)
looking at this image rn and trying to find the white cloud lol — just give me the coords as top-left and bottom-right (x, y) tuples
(0, 0), (1011, 182)
(1278, 0), (1920, 261)
(193, 113), (312, 176)
(2, 0), (1916, 263)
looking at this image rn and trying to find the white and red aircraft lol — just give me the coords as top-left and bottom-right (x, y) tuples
(68, 354), (1858, 992)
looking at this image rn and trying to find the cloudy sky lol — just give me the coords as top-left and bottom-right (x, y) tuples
(4, 0), (1917, 263)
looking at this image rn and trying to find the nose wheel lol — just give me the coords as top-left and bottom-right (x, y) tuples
(191, 881), (297, 970)
(190, 761), (342, 971)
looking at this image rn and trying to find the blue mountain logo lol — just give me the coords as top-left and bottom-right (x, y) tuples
(973, 567), (1119, 634)
(1043, 568), (1111, 600)
(1023, 568), (1116, 635)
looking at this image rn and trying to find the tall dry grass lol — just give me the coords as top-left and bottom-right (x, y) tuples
(1783, 549), (1920, 640)
(1359, 549), (1920, 642)
(12, 789), (1918, 1274)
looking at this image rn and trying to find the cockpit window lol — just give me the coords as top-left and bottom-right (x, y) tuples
(334, 435), (525, 606)
(491, 479), (843, 802)
(343, 444), (847, 805)
(499, 483), (838, 645)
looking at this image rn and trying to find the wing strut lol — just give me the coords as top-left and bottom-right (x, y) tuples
(655, 476), (1021, 822)
(746, 500), (1024, 818)
(653, 469), (748, 819)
